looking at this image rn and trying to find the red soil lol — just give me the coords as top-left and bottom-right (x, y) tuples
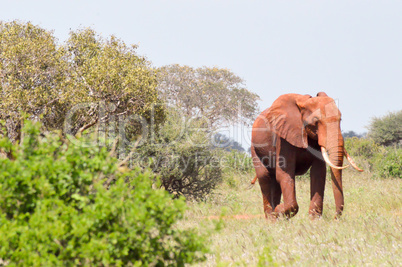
(203, 214), (265, 220)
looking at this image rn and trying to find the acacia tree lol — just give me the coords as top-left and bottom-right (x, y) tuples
(0, 21), (164, 151)
(157, 64), (260, 129)
(0, 21), (68, 143)
(63, 28), (164, 138)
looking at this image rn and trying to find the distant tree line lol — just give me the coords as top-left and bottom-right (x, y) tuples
(212, 133), (245, 152)
(343, 131), (366, 139)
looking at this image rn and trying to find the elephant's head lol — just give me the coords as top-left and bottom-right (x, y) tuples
(267, 92), (361, 168)
(267, 92), (363, 216)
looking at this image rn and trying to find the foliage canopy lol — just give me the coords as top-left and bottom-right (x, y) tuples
(63, 28), (164, 136)
(157, 64), (260, 129)
(367, 110), (402, 147)
(0, 21), (67, 142)
(0, 21), (164, 144)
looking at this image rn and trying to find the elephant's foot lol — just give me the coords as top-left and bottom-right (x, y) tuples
(308, 207), (323, 220)
(333, 211), (343, 220)
(264, 212), (278, 222)
(263, 204), (280, 221)
(308, 211), (323, 220)
(273, 203), (285, 214)
(274, 203), (299, 218)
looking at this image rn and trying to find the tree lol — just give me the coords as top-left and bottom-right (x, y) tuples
(63, 28), (164, 138)
(0, 21), (164, 149)
(0, 21), (68, 143)
(368, 110), (402, 146)
(157, 64), (260, 129)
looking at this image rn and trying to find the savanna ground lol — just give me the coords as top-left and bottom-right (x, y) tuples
(179, 169), (401, 266)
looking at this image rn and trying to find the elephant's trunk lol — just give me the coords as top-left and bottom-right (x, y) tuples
(326, 133), (345, 218)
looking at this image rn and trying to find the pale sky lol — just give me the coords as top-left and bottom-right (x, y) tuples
(2, 0), (402, 146)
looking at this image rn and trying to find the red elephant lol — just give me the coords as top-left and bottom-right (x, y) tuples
(251, 92), (363, 219)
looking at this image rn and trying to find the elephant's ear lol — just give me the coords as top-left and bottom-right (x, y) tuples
(266, 94), (311, 148)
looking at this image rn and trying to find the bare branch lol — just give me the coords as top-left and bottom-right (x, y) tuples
(75, 119), (98, 138)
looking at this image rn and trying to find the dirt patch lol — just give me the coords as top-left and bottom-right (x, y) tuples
(203, 214), (265, 220)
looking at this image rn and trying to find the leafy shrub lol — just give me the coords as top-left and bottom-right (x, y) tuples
(344, 137), (401, 178)
(0, 121), (206, 266)
(372, 147), (402, 179)
(131, 111), (222, 200)
(344, 137), (382, 159)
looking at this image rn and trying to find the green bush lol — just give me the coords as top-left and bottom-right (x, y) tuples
(344, 137), (382, 159)
(131, 111), (222, 200)
(373, 147), (402, 179)
(0, 121), (206, 266)
(344, 137), (401, 178)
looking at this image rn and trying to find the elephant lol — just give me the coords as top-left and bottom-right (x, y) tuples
(250, 92), (363, 219)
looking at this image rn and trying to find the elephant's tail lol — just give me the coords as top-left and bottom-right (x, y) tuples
(251, 175), (257, 184)
(247, 175), (258, 190)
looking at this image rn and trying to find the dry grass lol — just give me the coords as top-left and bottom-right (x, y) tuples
(179, 170), (401, 266)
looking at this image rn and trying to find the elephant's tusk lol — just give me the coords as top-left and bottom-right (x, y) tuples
(321, 147), (349, 170)
(344, 148), (364, 172)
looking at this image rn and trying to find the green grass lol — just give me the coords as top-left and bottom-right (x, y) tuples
(179, 170), (401, 266)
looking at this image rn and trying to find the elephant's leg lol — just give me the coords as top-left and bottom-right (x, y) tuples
(252, 147), (278, 219)
(270, 178), (282, 210)
(274, 140), (298, 218)
(274, 171), (298, 218)
(309, 160), (326, 219)
(258, 176), (276, 217)
(258, 173), (283, 220)
(255, 162), (278, 217)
